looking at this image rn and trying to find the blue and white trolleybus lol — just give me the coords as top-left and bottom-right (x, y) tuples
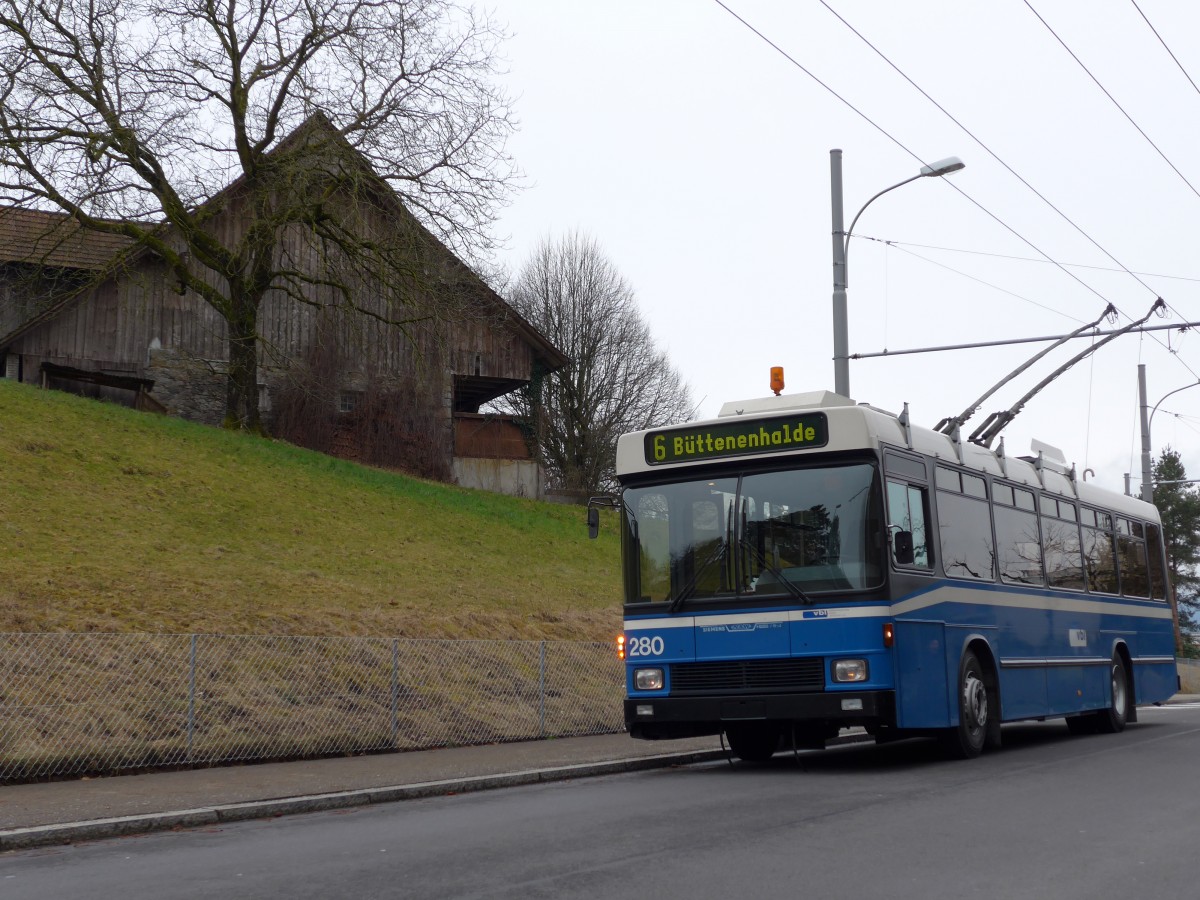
(601, 387), (1177, 760)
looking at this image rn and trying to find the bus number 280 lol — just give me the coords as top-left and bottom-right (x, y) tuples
(628, 636), (665, 657)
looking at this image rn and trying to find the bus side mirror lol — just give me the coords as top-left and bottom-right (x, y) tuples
(893, 530), (915, 565)
(587, 494), (620, 538)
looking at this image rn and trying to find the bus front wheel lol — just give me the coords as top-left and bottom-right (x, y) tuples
(941, 650), (990, 759)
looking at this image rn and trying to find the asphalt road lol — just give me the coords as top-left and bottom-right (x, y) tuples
(5, 705), (1200, 899)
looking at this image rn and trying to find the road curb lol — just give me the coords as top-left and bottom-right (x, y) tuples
(0, 748), (729, 852)
(0, 729), (890, 852)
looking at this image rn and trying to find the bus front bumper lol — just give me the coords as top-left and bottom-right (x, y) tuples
(624, 690), (895, 740)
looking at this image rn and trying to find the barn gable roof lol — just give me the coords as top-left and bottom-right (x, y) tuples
(0, 207), (134, 270)
(0, 118), (567, 374)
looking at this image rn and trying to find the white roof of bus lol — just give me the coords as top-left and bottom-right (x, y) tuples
(614, 390), (1159, 523)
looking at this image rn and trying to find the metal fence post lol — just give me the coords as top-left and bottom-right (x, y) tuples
(539, 641), (547, 738)
(186, 634), (197, 763)
(391, 639), (400, 747)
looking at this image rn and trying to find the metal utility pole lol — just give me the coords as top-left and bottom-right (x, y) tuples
(1139, 364), (1154, 502)
(829, 149), (964, 400)
(854, 319), (1200, 360)
(1136, 374), (1200, 499)
(830, 150), (849, 398)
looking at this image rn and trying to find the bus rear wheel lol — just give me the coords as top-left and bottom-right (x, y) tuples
(724, 722), (781, 762)
(1094, 654), (1130, 734)
(941, 650), (990, 759)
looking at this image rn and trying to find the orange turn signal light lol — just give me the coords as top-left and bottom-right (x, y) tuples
(616, 633), (626, 660)
(882, 622), (895, 648)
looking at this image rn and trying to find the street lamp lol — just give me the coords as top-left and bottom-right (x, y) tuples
(1138, 363), (1200, 501)
(830, 150), (965, 398)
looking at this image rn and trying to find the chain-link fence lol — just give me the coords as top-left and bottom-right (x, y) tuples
(0, 634), (624, 783)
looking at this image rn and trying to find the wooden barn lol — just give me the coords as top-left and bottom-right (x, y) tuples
(0, 125), (567, 497)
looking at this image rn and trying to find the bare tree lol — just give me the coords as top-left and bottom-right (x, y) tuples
(0, 0), (516, 430)
(496, 232), (693, 493)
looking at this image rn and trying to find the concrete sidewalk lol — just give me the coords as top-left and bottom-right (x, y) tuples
(0, 733), (728, 852)
(4, 694), (1196, 853)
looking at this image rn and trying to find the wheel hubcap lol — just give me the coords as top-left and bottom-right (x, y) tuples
(964, 672), (988, 729)
(1111, 664), (1126, 713)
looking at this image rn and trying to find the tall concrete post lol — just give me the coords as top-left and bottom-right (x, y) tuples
(1139, 364), (1154, 502)
(831, 149), (849, 398)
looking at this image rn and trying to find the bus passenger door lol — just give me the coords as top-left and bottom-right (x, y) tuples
(886, 472), (951, 727)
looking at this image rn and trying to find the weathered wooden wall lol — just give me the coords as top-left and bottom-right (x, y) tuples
(10, 260), (226, 370)
(454, 414), (532, 460)
(1, 167), (559, 487)
(7, 237), (535, 390)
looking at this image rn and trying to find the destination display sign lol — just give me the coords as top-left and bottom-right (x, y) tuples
(644, 413), (829, 465)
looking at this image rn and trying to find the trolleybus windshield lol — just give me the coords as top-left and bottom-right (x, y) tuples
(620, 462), (885, 606)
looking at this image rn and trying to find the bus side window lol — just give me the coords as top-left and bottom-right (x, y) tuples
(887, 480), (930, 569)
(1081, 514), (1119, 595)
(1146, 523), (1168, 601)
(1117, 518), (1150, 598)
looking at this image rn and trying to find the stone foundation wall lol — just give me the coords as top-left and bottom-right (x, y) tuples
(145, 348), (228, 426)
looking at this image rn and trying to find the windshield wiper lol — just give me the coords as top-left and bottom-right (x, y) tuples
(738, 498), (813, 605)
(668, 545), (727, 613)
(741, 536), (814, 605)
(670, 538), (814, 608)
(670, 496), (739, 613)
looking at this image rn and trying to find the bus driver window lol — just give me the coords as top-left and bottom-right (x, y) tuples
(887, 480), (930, 568)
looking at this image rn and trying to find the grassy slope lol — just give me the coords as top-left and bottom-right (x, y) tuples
(0, 380), (622, 641)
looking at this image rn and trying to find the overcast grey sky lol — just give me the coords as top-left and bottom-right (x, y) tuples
(488, 0), (1200, 494)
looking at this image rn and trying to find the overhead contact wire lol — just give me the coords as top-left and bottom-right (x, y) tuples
(818, 0), (1199, 380)
(1131, 0), (1200, 101)
(1023, 0), (1200, 332)
(714, 0), (1116, 310)
(822, 0), (1161, 304)
(715, 0), (1200, 382)
(856, 236), (1200, 284)
(1024, 0), (1200, 207)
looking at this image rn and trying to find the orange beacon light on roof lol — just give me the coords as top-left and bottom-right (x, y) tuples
(770, 367), (784, 396)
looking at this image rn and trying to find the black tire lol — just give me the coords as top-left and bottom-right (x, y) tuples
(725, 722), (781, 762)
(940, 650), (990, 759)
(1094, 654), (1130, 734)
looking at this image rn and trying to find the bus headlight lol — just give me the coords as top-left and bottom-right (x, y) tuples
(634, 668), (664, 690)
(832, 659), (869, 683)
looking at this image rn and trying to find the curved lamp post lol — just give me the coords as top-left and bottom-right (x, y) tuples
(1139, 364), (1200, 501)
(830, 151), (965, 398)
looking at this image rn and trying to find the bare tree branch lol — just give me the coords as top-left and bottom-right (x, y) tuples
(0, 0), (517, 429)
(492, 231), (693, 493)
